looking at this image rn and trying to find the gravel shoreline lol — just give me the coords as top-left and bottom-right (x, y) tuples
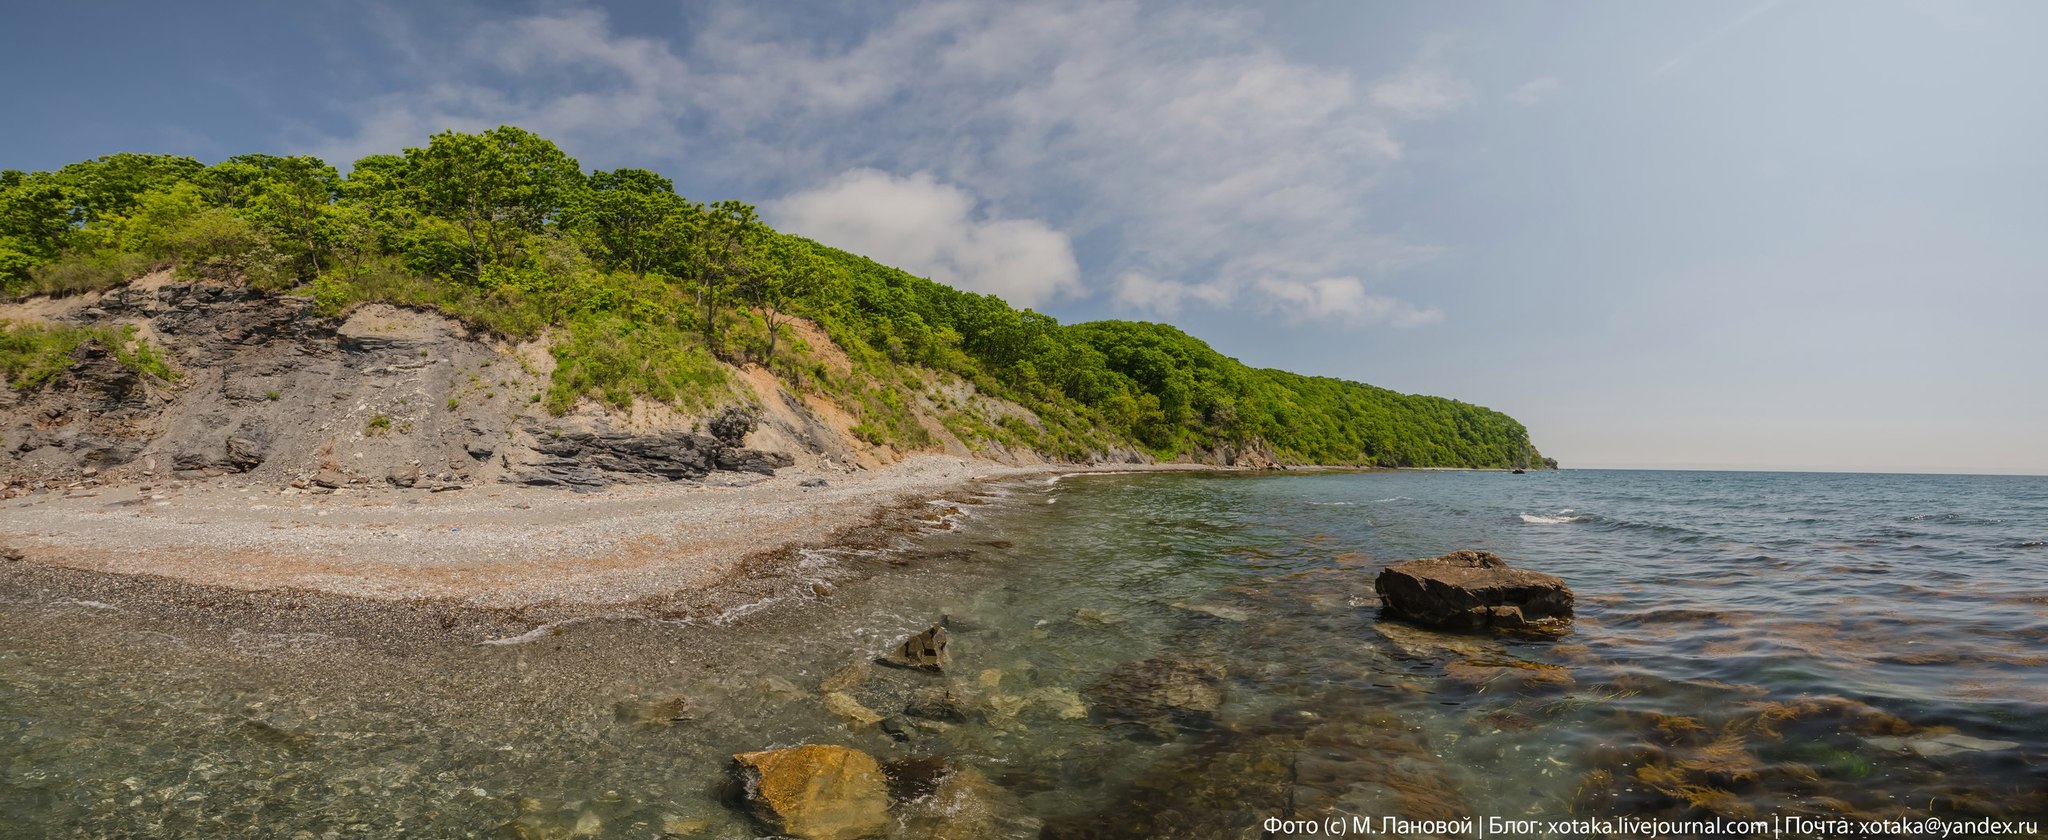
(0, 456), (1230, 647)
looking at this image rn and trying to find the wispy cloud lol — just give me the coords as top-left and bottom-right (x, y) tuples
(1507, 76), (1561, 107)
(310, 2), (1465, 326)
(1651, 0), (1786, 81)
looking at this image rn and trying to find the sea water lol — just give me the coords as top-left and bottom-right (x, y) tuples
(2, 469), (2044, 837)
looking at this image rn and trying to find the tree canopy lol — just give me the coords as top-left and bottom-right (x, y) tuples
(0, 127), (1547, 468)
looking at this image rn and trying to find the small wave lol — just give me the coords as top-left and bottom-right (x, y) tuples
(478, 623), (567, 646)
(2017, 540), (2047, 549)
(711, 596), (783, 627)
(1045, 470), (1145, 486)
(1519, 513), (1587, 524)
(477, 616), (619, 646)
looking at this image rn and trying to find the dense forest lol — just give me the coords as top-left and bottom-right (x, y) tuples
(0, 127), (1550, 468)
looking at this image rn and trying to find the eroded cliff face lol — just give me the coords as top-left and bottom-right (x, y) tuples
(0, 276), (990, 491)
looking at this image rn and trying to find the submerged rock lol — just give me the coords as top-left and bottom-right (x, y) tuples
(904, 686), (973, 723)
(731, 744), (891, 840)
(1086, 656), (1227, 739)
(880, 624), (949, 672)
(821, 691), (884, 729)
(1030, 687), (1089, 720)
(1042, 703), (1469, 839)
(901, 766), (1039, 840)
(818, 661), (872, 693)
(1866, 733), (2020, 757)
(1440, 658), (1575, 695)
(613, 695), (695, 727)
(1374, 550), (1573, 631)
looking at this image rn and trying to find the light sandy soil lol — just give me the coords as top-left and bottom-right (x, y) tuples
(0, 457), (1219, 609)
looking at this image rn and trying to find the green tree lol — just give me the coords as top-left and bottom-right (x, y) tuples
(200, 154), (340, 276)
(404, 127), (582, 280)
(685, 200), (763, 359)
(0, 171), (77, 290)
(566, 168), (690, 278)
(51, 153), (204, 225)
(749, 237), (830, 364)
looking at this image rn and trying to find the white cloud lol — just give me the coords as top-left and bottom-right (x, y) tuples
(310, 2), (1464, 326)
(1507, 76), (1561, 107)
(1252, 277), (1444, 327)
(1113, 272), (1233, 316)
(1369, 66), (1474, 119)
(768, 170), (1082, 309)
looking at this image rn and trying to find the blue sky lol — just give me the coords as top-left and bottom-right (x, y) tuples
(4, 1), (2043, 473)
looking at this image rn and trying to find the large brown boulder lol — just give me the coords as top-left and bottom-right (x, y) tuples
(731, 744), (891, 840)
(1373, 550), (1573, 631)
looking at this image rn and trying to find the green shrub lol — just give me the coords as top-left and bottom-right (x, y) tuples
(17, 250), (157, 298)
(0, 321), (176, 389)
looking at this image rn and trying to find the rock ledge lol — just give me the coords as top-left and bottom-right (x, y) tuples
(1373, 550), (1573, 631)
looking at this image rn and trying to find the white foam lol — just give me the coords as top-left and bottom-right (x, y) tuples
(1519, 513), (1586, 524)
(477, 623), (565, 647)
(711, 596), (782, 627)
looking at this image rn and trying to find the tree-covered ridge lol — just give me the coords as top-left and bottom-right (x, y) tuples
(0, 127), (1549, 469)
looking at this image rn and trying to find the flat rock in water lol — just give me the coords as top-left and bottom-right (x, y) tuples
(731, 744), (891, 840)
(1866, 733), (2020, 757)
(1373, 550), (1573, 632)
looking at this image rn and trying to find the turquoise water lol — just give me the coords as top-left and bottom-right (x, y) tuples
(3, 469), (2046, 837)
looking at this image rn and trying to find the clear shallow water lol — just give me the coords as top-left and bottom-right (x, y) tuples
(3, 469), (2046, 838)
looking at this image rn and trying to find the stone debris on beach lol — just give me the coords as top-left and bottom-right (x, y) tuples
(1373, 550), (1574, 631)
(731, 744), (891, 840)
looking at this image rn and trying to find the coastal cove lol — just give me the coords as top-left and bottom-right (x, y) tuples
(3, 468), (2044, 837)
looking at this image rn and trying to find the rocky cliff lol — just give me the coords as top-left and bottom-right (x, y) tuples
(0, 276), (1002, 492)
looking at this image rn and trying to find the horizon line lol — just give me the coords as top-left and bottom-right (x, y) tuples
(1558, 463), (2048, 478)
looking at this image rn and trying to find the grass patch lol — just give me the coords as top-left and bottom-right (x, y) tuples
(545, 315), (727, 415)
(0, 320), (177, 389)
